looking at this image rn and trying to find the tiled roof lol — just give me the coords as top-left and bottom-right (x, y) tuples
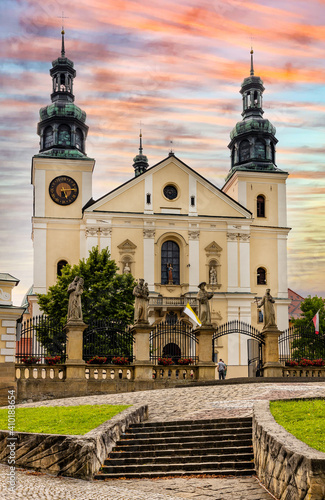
(288, 288), (305, 319)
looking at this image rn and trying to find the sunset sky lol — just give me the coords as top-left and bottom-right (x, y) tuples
(1, 0), (325, 305)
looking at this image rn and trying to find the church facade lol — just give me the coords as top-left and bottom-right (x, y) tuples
(30, 36), (290, 376)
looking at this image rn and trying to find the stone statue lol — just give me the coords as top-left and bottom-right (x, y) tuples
(197, 282), (213, 326)
(123, 262), (131, 274)
(67, 276), (84, 322)
(209, 266), (217, 285)
(257, 289), (276, 329)
(167, 263), (173, 284)
(133, 278), (149, 324)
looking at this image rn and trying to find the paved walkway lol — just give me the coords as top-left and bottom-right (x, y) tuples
(1, 381), (325, 499)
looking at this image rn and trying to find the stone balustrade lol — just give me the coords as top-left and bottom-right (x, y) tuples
(16, 364), (66, 380)
(282, 366), (325, 378)
(85, 365), (134, 380)
(152, 364), (197, 381)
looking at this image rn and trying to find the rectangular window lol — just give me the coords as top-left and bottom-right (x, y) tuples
(146, 193), (151, 204)
(190, 196), (195, 207)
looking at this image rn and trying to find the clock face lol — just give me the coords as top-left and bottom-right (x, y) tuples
(49, 175), (79, 205)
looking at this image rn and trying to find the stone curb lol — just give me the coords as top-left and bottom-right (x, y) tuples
(0, 403), (148, 480)
(253, 398), (325, 500)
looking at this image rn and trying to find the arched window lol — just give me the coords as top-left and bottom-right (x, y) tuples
(257, 195), (265, 217)
(58, 125), (71, 146)
(44, 126), (53, 149)
(255, 140), (266, 159)
(75, 128), (83, 151)
(60, 73), (66, 91)
(57, 260), (68, 276)
(239, 140), (250, 162)
(231, 147), (235, 167)
(253, 90), (258, 106)
(161, 241), (180, 285)
(257, 267), (266, 285)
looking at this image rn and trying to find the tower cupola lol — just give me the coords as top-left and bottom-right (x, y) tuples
(133, 130), (149, 176)
(36, 30), (89, 159)
(226, 50), (280, 181)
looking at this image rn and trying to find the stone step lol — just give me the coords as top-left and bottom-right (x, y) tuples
(110, 445), (253, 459)
(99, 459), (255, 475)
(118, 432), (252, 447)
(127, 421), (252, 434)
(114, 438), (253, 452)
(132, 417), (252, 428)
(105, 452), (254, 466)
(94, 468), (256, 480)
(122, 427), (252, 440)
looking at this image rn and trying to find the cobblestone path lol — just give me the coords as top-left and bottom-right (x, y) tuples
(1, 381), (324, 499)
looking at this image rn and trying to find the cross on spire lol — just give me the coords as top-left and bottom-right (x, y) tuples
(57, 11), (69, 56)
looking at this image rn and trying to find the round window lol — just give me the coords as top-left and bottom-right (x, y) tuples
(163, 185), (178, 200)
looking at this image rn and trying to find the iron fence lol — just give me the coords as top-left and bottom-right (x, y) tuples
(150, 320), (198, 364)
(83, 319), (134, 362)
(279, 325), (325, 362)
(16, 315), (66, 363)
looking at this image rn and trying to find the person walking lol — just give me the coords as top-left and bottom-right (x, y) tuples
(217, 359), (226, 380)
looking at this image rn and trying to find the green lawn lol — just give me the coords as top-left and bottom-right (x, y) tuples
(0, 404), (130, 435)
(270, 399), (325, 453)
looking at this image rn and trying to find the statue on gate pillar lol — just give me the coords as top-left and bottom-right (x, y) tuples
(67, 276), (84, 322)
(197, 282), (213, 326)
(133, 278), (149, 324)
(257, 288), (276, 329)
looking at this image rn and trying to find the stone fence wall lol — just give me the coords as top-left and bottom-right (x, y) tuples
(253, 400), (325, 500)
(15, 363), (199, 402)
(282, 366), (325, 378)
(0, 404), (148, 479)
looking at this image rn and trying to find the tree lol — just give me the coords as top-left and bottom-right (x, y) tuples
(290, 296), (325, 360)
(38, 247), (136, 326)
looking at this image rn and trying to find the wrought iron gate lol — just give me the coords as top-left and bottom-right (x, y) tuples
(212, 320), (264, 377)
(150, 320), (198, 364)
(83, 319), (134, 362)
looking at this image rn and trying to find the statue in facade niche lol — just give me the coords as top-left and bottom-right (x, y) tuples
(209, 266), (217, 285)
(123, 262), (131, 274)
(133, 278), (149, 324)
(197, 282), (213, 326)
(257, 288), (276, 329)
(67, 276), (84, 322)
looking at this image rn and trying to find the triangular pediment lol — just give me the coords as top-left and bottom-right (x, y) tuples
(85, 155), (252, 219)
(205, 241), (223, 255)
(117, 239), (137, 253)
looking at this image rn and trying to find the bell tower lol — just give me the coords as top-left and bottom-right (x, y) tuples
(36, 29), (89, 158)
(31, 31), (95, 300)
(226, 49), (278, 179)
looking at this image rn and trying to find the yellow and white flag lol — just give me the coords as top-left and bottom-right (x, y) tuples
(183, 302), (202, 327)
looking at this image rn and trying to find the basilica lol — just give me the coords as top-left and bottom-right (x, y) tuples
(30, 33), (290, 376)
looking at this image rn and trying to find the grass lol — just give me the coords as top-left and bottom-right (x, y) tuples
(0, 404), (130, 435)
(270, 399), (325, 453)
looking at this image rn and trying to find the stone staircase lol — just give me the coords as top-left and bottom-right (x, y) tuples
(95, 417), (255, 479)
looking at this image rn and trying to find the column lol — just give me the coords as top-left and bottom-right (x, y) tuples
(132, 324), (154, 381)
(86, 227), (98, 254)
(33, 224), (47, 295)
(239, 233), (250, 292)
(188, 230), (200, 292)
(143, 230), (155, 291)
(99, 228), (112, 253)
(194, 325), (216, 380)
(227, 232), (238, 292)
(277, 234), (288, 299)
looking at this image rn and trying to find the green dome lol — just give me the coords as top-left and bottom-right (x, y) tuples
(39, 103), (86, 123)
(230, 118), (276, 141)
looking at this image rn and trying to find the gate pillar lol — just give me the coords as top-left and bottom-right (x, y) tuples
(131, 324), (154, 381)
(64, 320), (87, 379)
(194, 325), (216, 380)
(263, 326), (283, 377)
